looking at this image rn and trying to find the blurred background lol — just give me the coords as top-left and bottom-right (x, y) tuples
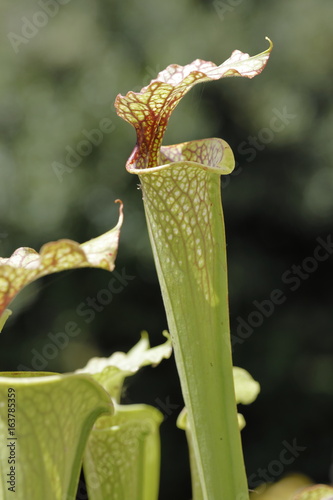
(1, 0), (333, 498)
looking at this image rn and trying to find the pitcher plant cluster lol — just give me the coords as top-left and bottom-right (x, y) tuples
(0, 38), (330, 500)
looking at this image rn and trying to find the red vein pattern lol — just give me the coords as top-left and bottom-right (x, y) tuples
(115, 39), (272, 171)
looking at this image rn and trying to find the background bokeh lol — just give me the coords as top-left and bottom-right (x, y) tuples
(1, 0), (333, 498)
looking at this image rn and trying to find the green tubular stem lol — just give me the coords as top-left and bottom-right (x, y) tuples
(138, 161), (248, 500)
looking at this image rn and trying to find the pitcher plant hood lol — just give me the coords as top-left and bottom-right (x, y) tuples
(115, 38), (272, 172)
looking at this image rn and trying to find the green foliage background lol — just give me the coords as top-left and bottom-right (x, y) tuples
(1, 1), (333, 498)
